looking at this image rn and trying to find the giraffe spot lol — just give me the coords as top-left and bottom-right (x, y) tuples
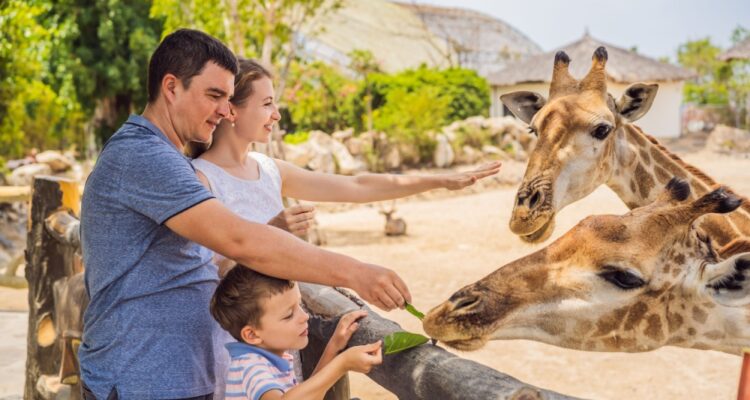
(672, 268), (681, 278)
(693, 342), (712, 350)
(644, 314), (664, 341)
(539, 317), (564, 336)
(654, 165), (671, 184)
(692, 306), (708, 324)
(522, 268), (549, 290)
(688, 327), (696, 336)
(639, 148), (652, 166)
(670, 336), (686, 344)
(595, 307), (628, 335)
(574, 320), (595, 336)
(674, 254), (686, 265)
(630, 180), (637, 194)
(635, 164), (655, 199)
(704, 330), (725, 340)
(624, 302), (649, 330)
(702, 302), (716, 309)
(667, 312), (683, 332)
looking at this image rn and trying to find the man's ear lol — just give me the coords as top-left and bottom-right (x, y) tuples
(703, 253), (750, 307)
(615, 83), (658, 122)
(241, 325), (263, 346)
(162, 73), (179, 103)
(500, 91), (546, 124)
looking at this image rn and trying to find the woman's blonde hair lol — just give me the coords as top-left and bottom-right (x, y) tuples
(185, 58), (274, 158)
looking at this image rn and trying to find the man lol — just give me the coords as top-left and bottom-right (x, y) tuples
(79, 29), (410, 400)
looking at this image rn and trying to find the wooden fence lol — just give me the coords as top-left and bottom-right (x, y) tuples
(24, 176), (580, 400)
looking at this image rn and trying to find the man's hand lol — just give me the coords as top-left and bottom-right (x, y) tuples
(267, 204), (316, 237)
(442, 161), (501, 191)
(350, 264), (411, 311)
(327, 310), (368, 352)
(339, 341), (382, 374)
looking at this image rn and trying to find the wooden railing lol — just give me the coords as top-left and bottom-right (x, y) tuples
(24, 176), (579, 400)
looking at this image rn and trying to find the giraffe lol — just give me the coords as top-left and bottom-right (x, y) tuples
(501, 46), (750, 247)
(423, 178), (750, 355)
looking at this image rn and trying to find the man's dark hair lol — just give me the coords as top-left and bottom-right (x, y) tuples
(210, 264), (296, 341)
(147, 29), (238, 102)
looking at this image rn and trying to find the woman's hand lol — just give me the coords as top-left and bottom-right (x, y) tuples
(267, 204), (316, 237)
(442, 161), (502, 191)
(327, 310), (368, 353)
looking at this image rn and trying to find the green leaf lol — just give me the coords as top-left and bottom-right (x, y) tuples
(383, 331), (429, 355)
(405, 303), (425, 320)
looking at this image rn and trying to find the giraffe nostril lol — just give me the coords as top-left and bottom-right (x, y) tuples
(529, 190), (542, 209)
(453, 295), (480, 311)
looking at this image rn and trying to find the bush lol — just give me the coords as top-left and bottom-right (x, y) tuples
(373, 86), (449, 163)
(281, 61), (358, 133)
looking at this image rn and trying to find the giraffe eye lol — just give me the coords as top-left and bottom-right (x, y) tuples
(591, 123), (613, 140)
(599, 268), (645, 290)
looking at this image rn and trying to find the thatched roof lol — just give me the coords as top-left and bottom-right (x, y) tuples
(488, 34), (695, 86)
(396, 2), (542, 77)
(719, 37), (750, 61)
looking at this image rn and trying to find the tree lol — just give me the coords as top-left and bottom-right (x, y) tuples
(46, 0), (163, 145)
(0, 0), (84, 159)
(348, 49), (381, 132)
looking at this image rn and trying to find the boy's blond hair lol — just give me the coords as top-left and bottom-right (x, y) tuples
(210, 264), (295, 341)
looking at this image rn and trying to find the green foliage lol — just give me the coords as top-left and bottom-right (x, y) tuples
(678, 38), (730, 104)
(0, 0), (84, 158)
(405, 303), (425, 320)
(383, 331), (430, 355)
(678, 27), (750, 128)
(281, 61), (358, 133)
(373, 85), (448, 163)
(282, 130), (309, 144)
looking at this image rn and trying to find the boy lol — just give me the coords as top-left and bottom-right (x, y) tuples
(211, 265), (383, 400)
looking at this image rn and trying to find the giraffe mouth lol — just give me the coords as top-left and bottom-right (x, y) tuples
(520, 217), (555, 243)
(442, 336), (489, 351)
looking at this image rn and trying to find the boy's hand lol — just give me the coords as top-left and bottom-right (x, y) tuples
(340, 341), (382, 374)
(267, 204), (315, 237)
(442, 161), (501, 191)
(328, 310), (368, 352)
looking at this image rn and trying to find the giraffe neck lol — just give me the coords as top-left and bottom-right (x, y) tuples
(606, 124), (750, 246)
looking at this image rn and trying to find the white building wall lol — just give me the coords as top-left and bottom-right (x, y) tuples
(491, 81), (685, 138)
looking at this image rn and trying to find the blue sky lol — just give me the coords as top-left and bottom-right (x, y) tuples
(414, 0), (749, 61)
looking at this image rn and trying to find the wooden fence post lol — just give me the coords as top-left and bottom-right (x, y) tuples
(24, 176), (81, 400)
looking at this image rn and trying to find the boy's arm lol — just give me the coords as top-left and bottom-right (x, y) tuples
(259, 357), (347, 400)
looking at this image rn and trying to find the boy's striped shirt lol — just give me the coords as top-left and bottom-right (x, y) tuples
(224, 342), (297, 400)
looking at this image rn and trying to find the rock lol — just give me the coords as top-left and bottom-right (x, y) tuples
(458, 145), (482, 164)
(332, 128), (354, 143)
(706, 125), (750, 154)
(36, 150), (74, 172)
(434, 134), (454, 168)
(383, 146), (402, 170)
(8, 163), (52, 186)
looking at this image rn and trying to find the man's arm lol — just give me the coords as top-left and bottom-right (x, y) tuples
(164, 198), (410, 310)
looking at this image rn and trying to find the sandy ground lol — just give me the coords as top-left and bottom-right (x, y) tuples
(1, 148), (749, 399)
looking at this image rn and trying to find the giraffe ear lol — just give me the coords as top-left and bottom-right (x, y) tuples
(500, 91), (546, 124)
(615, 83), (658, 122)
(703, 253), (750, 307)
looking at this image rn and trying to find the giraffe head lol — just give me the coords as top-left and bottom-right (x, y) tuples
(424, 179), (750, 354)
(503, 47), (659, 242)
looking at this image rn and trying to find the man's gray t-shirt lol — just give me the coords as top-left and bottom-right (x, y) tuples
(80, 114), (218, 399)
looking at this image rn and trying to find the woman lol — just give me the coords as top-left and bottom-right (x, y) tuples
(188, 58), (500, 397)
(191, 59), (500, 251)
